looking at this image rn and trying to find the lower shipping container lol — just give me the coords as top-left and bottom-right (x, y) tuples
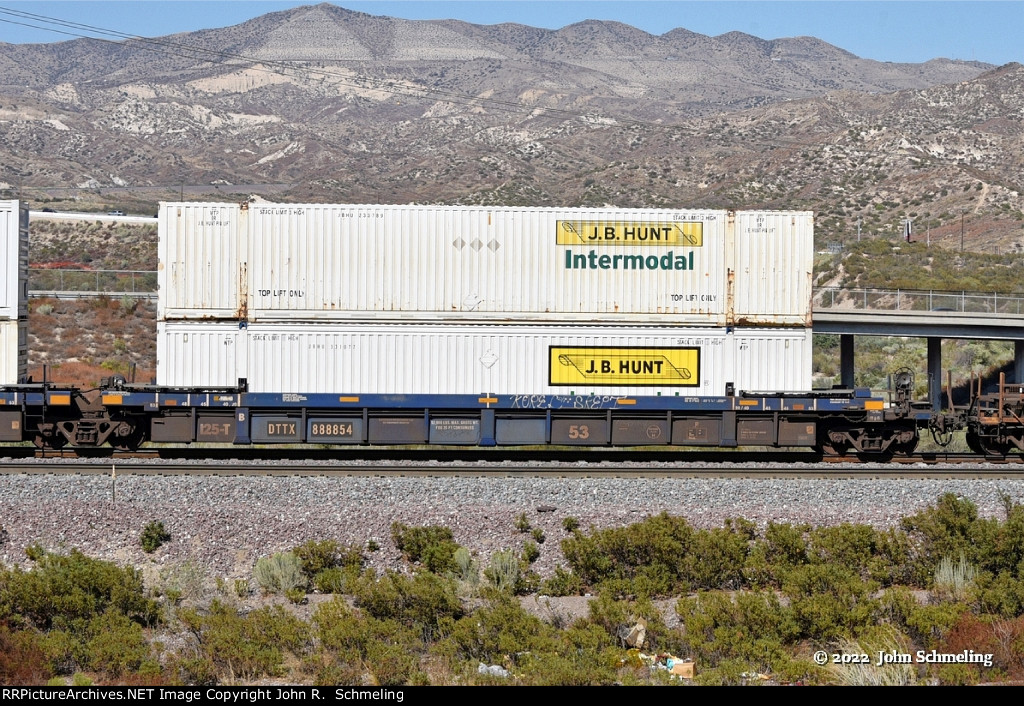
(157, 322), (811, 396)
(0, 319), (27, 385)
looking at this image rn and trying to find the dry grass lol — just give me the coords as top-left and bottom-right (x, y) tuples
(28, 297), (156, 385)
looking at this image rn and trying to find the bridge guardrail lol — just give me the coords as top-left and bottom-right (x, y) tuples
(814, 287), (1024, 315)
(29, 269), (156, 296)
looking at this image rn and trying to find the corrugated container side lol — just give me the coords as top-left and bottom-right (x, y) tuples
(730, 328), (812, 392)
(158, 321), (811, 396)
(0, 319), (28, 385)
(246, 204), (731, 323)
(156, 321), (246, 387)
(157, 203), (244, 320)
(0, 201), (28, 320)
(733, 211), (813, 326)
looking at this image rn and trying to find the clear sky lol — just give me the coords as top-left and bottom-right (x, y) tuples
(0, 1), (1020, 65)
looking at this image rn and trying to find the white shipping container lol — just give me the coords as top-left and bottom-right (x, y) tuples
(0, 201), (28, 320)
(158, 203), (245, 320)
(156, 321), (246, 388)
(157, 321), (811, 396)
(0, 319), (27, 385)
(159, 203), (812, 326)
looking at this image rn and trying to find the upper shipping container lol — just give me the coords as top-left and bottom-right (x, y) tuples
(0, 201), (28, 320)
(158, 203), (812, 326)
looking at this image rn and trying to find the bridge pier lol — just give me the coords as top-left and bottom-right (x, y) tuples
(840, 335), (855, 388)
(928, 337), (942, 411)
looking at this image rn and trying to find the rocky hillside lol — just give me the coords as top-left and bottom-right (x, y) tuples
(0, 3), (1020, 249)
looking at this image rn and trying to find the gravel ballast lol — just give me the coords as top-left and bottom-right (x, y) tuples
(2, 466), (1023, 585)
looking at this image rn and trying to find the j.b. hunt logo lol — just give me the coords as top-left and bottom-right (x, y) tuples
(550, 347), (700, 387)
(556, 220), (703, 246)
(557, 220), (702, 271)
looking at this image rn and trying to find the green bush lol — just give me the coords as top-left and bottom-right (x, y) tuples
(540, 566), (584, 597)
(292, 540), (365, 593)
(140, 521), (171, 553)
(352, 570), (463, 641)
(783, 564), (880, 642)
(439, 593), (558, 667)
(313, 598), (423, 686)
(391, 522), (461, 574)
(253, 552), (306, 595)
(676, 590), (799, 673)
(0, 548), (160, 630)
(485, 550), (522, 594)
(293, 540), (364, 577)
(179, 600), (309, 682)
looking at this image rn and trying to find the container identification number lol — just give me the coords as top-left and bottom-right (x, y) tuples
(311, 422), (355, 437)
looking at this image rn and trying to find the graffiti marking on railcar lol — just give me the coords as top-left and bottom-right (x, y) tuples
(509, 394), (625, 409)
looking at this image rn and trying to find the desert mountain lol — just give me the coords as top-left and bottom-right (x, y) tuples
(0, 3), (1020, 248)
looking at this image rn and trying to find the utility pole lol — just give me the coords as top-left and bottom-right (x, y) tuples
(961, 210), (965, 252)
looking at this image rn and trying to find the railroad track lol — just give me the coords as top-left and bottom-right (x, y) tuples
(2, 448), (1021, 478)
(18, 446), (1024, 465)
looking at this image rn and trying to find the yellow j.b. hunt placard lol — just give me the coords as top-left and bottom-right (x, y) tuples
(556, 220), (703, 246)
(550, 347), (700, 386)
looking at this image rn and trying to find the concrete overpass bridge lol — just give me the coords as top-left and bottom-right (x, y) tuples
(813, 287), (1024, 409)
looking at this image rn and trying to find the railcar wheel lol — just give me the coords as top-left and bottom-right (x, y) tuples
(32, 432), (65, 450)
(979, 438), (1015, 458)
(819, 441), (848, 457)
(891, 438), (919, 457)
(109, 421), (145, 452)
(965, 432), (985, 455)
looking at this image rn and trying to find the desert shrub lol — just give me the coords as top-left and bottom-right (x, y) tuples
(879, 587), (966, 649)
(971, 571), (1024, 618)
(783, 564), (880, 642)
(0, 623), (53, 684)
(390, 522), (460, 574)
(807, 524), (913, 586)
(80, 609), (156, 678)
(933, 553), (978, 602)
(140, 521), (171, 553)
(253, 552), (306, 595)
(0, 548), (160, 630)
(676, 590), (799, 672)
(313, 597), (423, 686)
(180, 600), (309, 682)
(452, 547), (480, 594)
(484, 550), (523, 595)
(682, 519), (755, 591)
(560, 512), (695, 594)
(293, 539), (364, 577)
(540, 566), (583, 597)
(312, 567), (358, 595)
(901, 493), (982, 571)
(531, 527), (546, 544)
(562, 517), (580, 533)
(515, 513), (531, 532)
(439, 593), (559, 669)
(352, 570), (462, 641)
(292, 539), (364, 593)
